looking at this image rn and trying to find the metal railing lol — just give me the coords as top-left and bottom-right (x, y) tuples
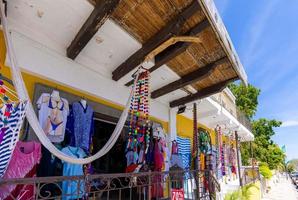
(241, 166), (260, 186)
(210, 96), (252, 132)
(0, 170), (220, 200)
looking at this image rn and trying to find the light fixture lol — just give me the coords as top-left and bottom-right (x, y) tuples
(177, 105), (186, 114)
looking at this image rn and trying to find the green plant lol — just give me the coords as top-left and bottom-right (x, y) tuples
(224, 184), (259, 200)
(259, 164), (273, 179)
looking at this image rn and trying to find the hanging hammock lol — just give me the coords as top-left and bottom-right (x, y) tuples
(0, 2), (140, 164)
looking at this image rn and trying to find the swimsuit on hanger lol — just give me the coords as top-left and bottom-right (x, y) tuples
(47, 117), (64, 136)
(48, 96), (64, 111)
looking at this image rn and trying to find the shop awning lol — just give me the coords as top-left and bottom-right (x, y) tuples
(3, 0), (248, 112)
(66, 0), (248, 107)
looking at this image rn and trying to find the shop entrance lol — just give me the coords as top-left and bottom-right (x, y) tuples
(92, 117), (127, 174)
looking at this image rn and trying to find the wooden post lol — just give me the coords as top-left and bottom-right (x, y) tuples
(193, 103), (200, 199)
(250, 141), (255, 182)
(235, 131), (243, 187)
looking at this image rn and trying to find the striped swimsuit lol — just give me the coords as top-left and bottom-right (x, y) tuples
(0, 101), (27, 177)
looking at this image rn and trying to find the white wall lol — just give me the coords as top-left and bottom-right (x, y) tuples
(9, 31), (170, 122)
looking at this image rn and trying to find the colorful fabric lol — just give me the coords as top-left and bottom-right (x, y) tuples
(171, 140), (178, 154)
(177, 136), (191, 169)
(67, 102), (94, 151)
(61, 146), (86, 200)
(0, 141), (41, 199)
(154, 139), (164, 171)
(0, 101), (27, 177)
(37, 93), (69, 143)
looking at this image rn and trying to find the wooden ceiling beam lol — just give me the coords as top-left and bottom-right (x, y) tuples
(169, 77), (238, 108)
(151, 57), (228, 99)
(151, 19), (209, 72)
(86, 0), (96, 6)
(112, 1), (201, 81)
(67, 0), (120, 59)
(125, 19), (209, 87)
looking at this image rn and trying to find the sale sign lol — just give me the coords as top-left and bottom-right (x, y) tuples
(171, 189), (184, 200)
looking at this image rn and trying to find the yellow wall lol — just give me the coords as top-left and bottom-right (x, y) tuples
(0, 31), (168, 130)
(176, 114), (216, 146)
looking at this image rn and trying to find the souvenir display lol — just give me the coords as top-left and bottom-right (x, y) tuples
(0, 73), (27, 178)
(125, 70), (150, 170)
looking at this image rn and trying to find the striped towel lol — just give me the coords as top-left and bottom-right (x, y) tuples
(0, 101), (27, 177)
(177, 136), (191, 169)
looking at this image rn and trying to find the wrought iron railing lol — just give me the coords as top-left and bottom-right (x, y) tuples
(0, 170), (220, 200)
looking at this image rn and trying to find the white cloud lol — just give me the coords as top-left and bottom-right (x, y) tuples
(240, 0), (281, 66)
(281, 120), (298, 127)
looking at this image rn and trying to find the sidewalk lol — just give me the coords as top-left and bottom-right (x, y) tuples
(262, 175), (298, 200)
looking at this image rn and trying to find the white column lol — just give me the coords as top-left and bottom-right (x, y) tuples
(169, 108), (178, 141)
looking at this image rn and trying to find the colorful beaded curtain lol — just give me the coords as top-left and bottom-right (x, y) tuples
(126, 70), (150, 164)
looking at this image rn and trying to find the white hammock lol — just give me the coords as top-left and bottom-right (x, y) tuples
(0, 2), (138, 164)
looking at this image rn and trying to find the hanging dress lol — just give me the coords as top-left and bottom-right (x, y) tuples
(0, 101), (27, 177)
(0, 141), (41, 200)
(61, 146), (86, 200)
(66, 102), (94, 151)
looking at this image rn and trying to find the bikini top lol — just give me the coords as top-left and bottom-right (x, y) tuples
(48, 96), (64, 111)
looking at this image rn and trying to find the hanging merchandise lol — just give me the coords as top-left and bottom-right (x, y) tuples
(0, 141), (41, 200)
(171, 140), (183, 169)
(125, 70), (150, 171)
(198, 129), (211, 155)
(0, 70), (27, 177)
(192, 103), (199, 170)
(66, 100), (94, 152)
(177, 136), (191, 170)
(61, 146), (86, 200)
(221, 142), (226, 176)
(229, 134), (237, 176)
(37, 91), (69, 143)
(215, 126), (222, 179)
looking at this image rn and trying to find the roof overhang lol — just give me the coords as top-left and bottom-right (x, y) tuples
(65, 0), (249, 107)
(2, 0), (248, 109)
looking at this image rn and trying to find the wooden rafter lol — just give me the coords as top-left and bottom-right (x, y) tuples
(144, 36), (202, 62)
(169, 77), (238, 107)
(112, 1), (201, 81)
(67, 0), (120, 59)
(86, 0), (96, 6)
(125, 19), (209, 86)
(151, 57), (228, 99)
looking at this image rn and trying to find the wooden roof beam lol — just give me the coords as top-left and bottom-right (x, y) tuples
(67, 0), (120, 59)
(151, 57), (228, 99)
(169, 77), (238, 108)
(150, 19), (209, 72)
(112, 1), (201, 81)
(125, 19), (209, 87)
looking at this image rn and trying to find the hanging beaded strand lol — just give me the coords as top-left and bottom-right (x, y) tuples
(126, 70), (151, 163)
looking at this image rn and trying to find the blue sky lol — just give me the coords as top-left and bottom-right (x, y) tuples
(214, 0), (298, 160)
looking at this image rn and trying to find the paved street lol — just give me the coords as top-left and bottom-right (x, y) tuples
(263, 175), (298, 200)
